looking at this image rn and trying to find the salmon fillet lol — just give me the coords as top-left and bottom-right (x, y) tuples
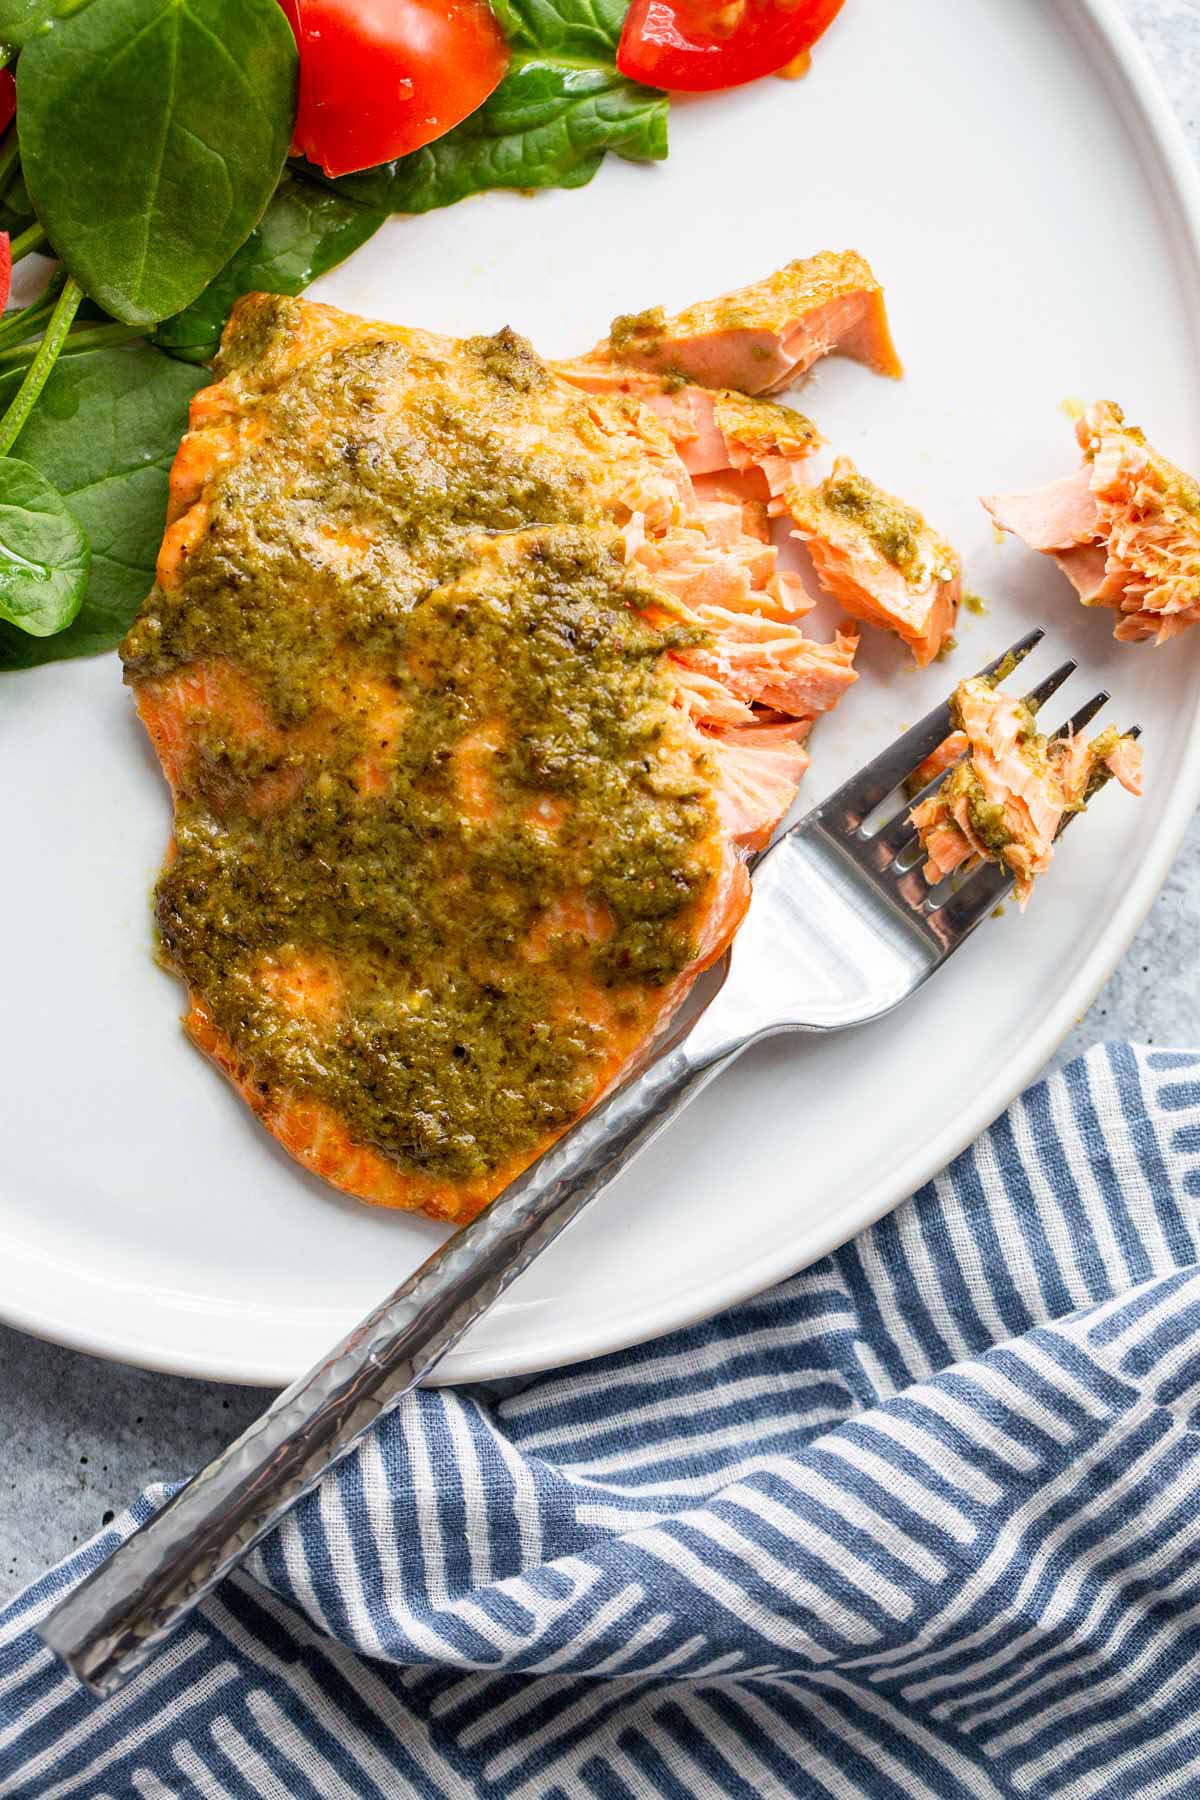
(909, 674), (1142, 907)
(983, 401), (1200, 642)
(123, 281), (864, 1223)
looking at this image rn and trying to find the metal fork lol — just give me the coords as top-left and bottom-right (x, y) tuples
(40, 629), (1132, 1696)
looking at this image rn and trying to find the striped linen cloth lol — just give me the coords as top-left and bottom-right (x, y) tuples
(4, 1042), (1200, 1797)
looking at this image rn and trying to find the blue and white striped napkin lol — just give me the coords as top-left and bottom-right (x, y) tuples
(3, 1041), (1200, 1798)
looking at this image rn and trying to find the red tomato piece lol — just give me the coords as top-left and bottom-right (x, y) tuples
(0, 68), (15, 139)
(278, 0), (509, 179)
(0, 235), (11, 316)
(617, 0), (845, 92)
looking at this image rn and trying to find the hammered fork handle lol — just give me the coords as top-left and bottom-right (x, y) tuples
(39, 994), (747, 1697)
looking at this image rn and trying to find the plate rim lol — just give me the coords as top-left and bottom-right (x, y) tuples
(1, 0), (1197, 1390)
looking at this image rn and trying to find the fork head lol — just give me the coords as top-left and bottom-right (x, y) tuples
(729, 633), (1137, 1036)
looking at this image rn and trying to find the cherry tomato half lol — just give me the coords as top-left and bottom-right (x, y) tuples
(278, 0), (509, 179)
(617, 0), (845, 92)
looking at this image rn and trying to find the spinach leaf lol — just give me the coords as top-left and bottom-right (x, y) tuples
(153, 172), (385, 365)
(318, 62), (667, 215)
(0, 0), (95, 46)
(0, 346), (205, 666)
(0, 165), (35, 239)
(0, 455), (88, 636)
(18, 0), (298, 329)
(491, 0), (629, 58)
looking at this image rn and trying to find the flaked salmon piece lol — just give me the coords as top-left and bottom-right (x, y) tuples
(630, 489), (820, 627)
(671, 665), (758, 729)
(558, 369), (822, 491)
(909, 674), (1142, 907)
(648, 387), (821, 486)
(714, 714), (812, 749)
(983, 401), (1200, 642)
(571, 250), (902, 397)
(559, 366), (823, 576)
(691, 468), (773, 521)
(711, 391), (822, 469)
(676, 611), (859, 717)
(690, 475), (775, 563)
(558, 366), (832, 664)
(1051, 542), (1125, 607)
(124, 292), (826, 1225)
(909, 730), (968, 794)
(706, 722), (812, 852)
(1101, 734), (1144, 792)
(982, 466), (1102, 551)
(631, 517), (778, 615)
(783, 458), (961, 667)
(764, 570), (817, 617)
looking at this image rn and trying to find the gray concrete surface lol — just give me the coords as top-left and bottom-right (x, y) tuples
(2, 0), (1198, 1604)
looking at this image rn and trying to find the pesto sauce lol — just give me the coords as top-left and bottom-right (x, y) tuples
(985, 650), (1020, 688)
(712, 391), (819, 458)
(822, 470), (925, 578)
(944, 763), (1015, 855)
(1082, 725), (1121, 803)
(1172, 470), (1200, 518)
(606, 307), (693, 390)
(609, 306), (666, 355)
(123, 325), (715, 1182)
(965, 788), (1015, 854)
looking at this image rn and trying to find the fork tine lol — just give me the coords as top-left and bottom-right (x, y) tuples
(980, 627), (1046, 683)
(1023, 659), (1077, 713)
(872, 766), (948, 860)
(819, 628), (1045, 829)
(922, 860), (1015, 947)
(1052, 690), (1109, 740)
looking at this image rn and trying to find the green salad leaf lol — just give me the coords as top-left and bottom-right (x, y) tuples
(318, 63), (667, 215)
(0, 455), (88, 637)
(0, 0), (94, 47)
(153, 173), (386, 365)
(491, 0), (629, 58)
(0, 166), (35, 240)
(17, 0), (298, 329)
(0, 346), (206, 666)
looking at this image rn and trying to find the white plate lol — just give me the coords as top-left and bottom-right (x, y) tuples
(2, 0), (1198, 1387)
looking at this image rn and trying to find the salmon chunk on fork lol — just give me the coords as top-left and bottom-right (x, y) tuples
(910, 673), (1142, 907)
